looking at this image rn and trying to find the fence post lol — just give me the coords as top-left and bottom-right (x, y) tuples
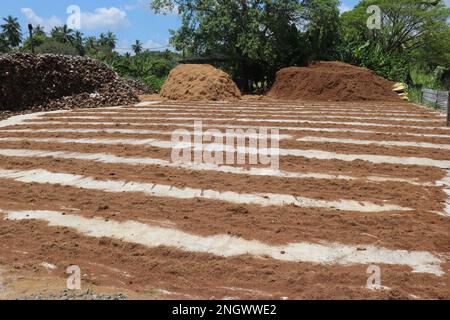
(447, 90), (450, 127)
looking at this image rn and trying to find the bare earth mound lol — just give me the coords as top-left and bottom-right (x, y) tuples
(267, 61), (400, 102)
(160, 64), (241, 101)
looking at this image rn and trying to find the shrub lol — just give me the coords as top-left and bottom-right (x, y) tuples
(338, 41), (410, 83)
(35, 39), (78, 56)
(142, 75), (166, 93)
(0, 34), (10, 53)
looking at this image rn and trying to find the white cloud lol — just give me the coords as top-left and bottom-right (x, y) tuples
(21, 7), (130, 32)
(20, 8), (63, 33)
(143, 39), (164, 50)
(80, 7), (130, 30)
(115, 38), (173, 55)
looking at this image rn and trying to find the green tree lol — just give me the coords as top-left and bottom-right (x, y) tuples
(100, 31), (117, 50)
(22, 33), (47, 52)
(1, 15), (22, 47)
(73, 31), (86, 56)
(33, 25), (46, 37)
(51, 25), (75, 44)
(301, 0), (341, 59)
(341, 0), (450, 63)
(0, 33), (10, 52)
(132, 40), (143, 55)
(35, 38), (79, 56)
(151, 0), (306, 85)
(84, 36), (97, 52)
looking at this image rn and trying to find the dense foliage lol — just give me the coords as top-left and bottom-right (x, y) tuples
(152, 0), (449, 92)
(339, 0), (450, 82)
(152, 0), (343, 84)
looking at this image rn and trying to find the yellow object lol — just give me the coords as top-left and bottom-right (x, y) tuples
(398, 92), (409, 100)
(393, 82), (407, 92)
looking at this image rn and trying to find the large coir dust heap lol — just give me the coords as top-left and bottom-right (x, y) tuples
(268, 61), (400, 101)
(160, 64), (241, 101)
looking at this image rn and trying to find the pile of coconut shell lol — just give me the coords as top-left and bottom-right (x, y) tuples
(0, 53), (139, 112)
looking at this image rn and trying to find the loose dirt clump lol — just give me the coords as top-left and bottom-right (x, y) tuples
(0, 53), (139, 112)
(267, 61), (400, 102)
(160, 64), (241, 101)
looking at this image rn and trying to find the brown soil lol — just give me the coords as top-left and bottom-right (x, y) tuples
(267, 61), (401, 102)
(1, 217), (447, 300)
(0, 140), (444, 183)
(139, 94), (165, 102)
(0, 100), (449, 300)
(160, 64), (241, 101)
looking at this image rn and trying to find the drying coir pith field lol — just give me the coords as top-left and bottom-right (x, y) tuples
(0, 100), (449, 299)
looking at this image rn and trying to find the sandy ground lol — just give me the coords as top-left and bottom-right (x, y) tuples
(0, 99), (449, 300)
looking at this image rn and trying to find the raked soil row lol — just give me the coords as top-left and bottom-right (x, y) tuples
(0, 100), (449, 300)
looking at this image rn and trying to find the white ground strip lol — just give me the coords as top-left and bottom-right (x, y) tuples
(67, 110), (445, 119)
(0, 128), (291, 140)
(17, 121), (450, 139)
(237, 118), (450, 130)
(298, 136), (450, 150)
(40, 115), (442, 124)
(0, 168), (409, 212)
(127, 104), (424, 112)
(129, 105), (444, 117)
(436, 171), (450, 216)
(134, 101), (161, 107)
(33, 116), (450, 131)
(0, 137), (166, 146)
(0, 148), (431, 186)
(2, 209), (443, 275)
(0, 110), (70, 128)
(1, 136), (450, 168)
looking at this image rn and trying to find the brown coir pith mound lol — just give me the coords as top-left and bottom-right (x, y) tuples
(160, 64), (241, 101)
(267, 61), (400, 101)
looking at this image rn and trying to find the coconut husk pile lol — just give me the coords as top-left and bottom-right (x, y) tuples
(0, 53), (139, 112)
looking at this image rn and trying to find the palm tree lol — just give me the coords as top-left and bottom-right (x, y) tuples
(33, 25), (46, 37)
(104, 31), (117, 49)
(131, 40), (143, 55)
(84, 36), (97, 51)
(98, 33), (108, 47)
(1, 15), (22, 47)
(51, 25), (75, 44)
(73, 31), (85, 56)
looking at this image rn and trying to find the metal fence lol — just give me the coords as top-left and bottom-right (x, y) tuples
(421, 88), (450, 126)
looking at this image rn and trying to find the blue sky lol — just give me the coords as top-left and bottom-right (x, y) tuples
(0, 0), (364, 53)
